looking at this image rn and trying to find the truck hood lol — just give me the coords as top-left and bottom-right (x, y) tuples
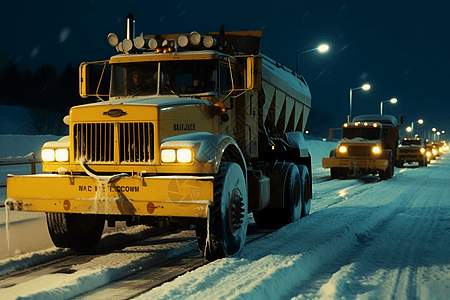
(69, 96), (212, 123)
(72, 96), (211, 109)
(340, 138), (382, 144)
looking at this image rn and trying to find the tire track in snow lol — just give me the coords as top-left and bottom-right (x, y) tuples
(291, 154), (450, 299)
(141, 169), (421, 299)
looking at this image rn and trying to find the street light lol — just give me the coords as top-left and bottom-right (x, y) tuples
(408, 119), (424, 137)
(296, 44), (329, 73)
(349, 84), (371, 122)
(380, 98), (397, 115)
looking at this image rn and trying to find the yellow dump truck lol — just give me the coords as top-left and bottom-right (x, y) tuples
(322, 114), (401, 180)
(6, 14), (312, 260)
(396, 137), (427, 167)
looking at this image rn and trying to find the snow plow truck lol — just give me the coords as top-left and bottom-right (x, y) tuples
(6, 14), (313, 261)
(322, 114), (402, 180)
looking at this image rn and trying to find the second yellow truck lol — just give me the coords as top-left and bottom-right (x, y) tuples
(323, 114), (402, 180)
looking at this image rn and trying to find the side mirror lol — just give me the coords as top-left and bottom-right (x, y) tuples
(246, 56), (262, 91)
(79, 60), (110, 98)
(79, 63), (89, 98)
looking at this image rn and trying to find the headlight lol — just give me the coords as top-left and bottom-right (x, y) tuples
(177, 149), (192, 163)
(55, 149), (69, 161)
(372, 146), (381, 154)
(432, 149), (437, 155)
(339, 146), (347, 153)
(42, 149), (55, 162)
(161, 149), (176, 163)
(161, 148), (192, 163)
(426, 152), (431, 157)
(420, 148), (425, 154)
(42, 148), (69, 162)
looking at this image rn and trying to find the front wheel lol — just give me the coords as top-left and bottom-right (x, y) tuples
(46, 212), (105, 252)
(195, 162), (248, 261)
(380, 155), (393, 180)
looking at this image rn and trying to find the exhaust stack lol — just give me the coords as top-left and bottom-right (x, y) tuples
(126, 13), (135, 41)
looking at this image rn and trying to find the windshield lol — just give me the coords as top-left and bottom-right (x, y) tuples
(110, 60), (217, 97)
(342, 127), (381, 140)
(401, 139), (422, 145)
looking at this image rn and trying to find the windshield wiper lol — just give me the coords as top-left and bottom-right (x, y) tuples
(164, 85), (181, 98)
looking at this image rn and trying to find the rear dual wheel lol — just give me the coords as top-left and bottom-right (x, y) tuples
(253, 163), (311, 228)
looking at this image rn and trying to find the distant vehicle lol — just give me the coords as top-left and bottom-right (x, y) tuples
(396, 138), (427, 167)
(322, 114), (402, 180)
(426, 141), (438, 161)
(431, 140), (448, 156)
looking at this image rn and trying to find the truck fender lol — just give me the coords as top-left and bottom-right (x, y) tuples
(161, 132), (247, 176)
(42, 135), (70, 148)
(285, 132), (309, 158)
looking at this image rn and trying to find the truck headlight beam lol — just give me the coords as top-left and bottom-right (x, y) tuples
(56, 149), (69, 162)
(161, 149), (176, 163)
(42, 149), (55, 162)
(372, 146), (381, 154)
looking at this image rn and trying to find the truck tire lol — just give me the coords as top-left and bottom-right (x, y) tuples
(395, 160), (404, 168)
(419, 156), (427, 167)
(46, 212), (105, 252)
(330, 167), (340, 179)
(380, 155), (393, 180)
(298, 165), (312, 217)
(282, 163), (302, 224)
(195, 162), (248, 261)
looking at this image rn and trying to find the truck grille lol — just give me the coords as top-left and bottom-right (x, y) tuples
(74, 122), (154, 163)
(348, 145), (371, 156)
(398, 148), (419, 154)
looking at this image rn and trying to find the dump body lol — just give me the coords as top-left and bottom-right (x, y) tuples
(7, 17), (313, 259)
(322, 114), (400, 179)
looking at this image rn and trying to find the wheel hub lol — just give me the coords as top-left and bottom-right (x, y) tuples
(229, 189), (245, 232)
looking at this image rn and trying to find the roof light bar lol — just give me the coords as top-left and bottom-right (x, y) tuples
(189, 31), (202, 46)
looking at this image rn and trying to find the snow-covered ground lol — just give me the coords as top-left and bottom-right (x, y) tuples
(1, 135), (450, 299)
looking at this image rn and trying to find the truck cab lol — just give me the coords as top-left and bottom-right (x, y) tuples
(322, 114), (401, 180)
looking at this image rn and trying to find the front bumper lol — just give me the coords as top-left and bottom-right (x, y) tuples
(397, 153), (424, 162)
(6, 174), (213, 218)
(322, 157), (389, 171)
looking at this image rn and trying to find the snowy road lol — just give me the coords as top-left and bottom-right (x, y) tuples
(1, 139), (450, 299)
(139, 150), (450, 300)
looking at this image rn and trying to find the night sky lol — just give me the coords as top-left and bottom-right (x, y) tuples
(1, 0), (449, 138)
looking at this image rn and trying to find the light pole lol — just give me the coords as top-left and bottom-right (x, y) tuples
(406, 119), (423, 138)
(349, 84), (371, 122)
(380, 98), (397, 115)
(296, 44), (329, 74)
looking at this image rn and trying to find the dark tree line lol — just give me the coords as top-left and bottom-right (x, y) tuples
(0, 61), (92, 134)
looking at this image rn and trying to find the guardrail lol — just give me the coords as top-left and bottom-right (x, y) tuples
(0, 159), (41, 208)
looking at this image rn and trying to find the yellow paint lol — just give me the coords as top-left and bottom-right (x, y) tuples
(7, 174), (213, 218)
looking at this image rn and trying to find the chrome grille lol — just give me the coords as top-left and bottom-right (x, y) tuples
(74, 123), (115, 162)
(73, 122), (154, 163)
(348, 145), (371, 156)
(119, 122), (154, 163)
(398, 148), (419, 154)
